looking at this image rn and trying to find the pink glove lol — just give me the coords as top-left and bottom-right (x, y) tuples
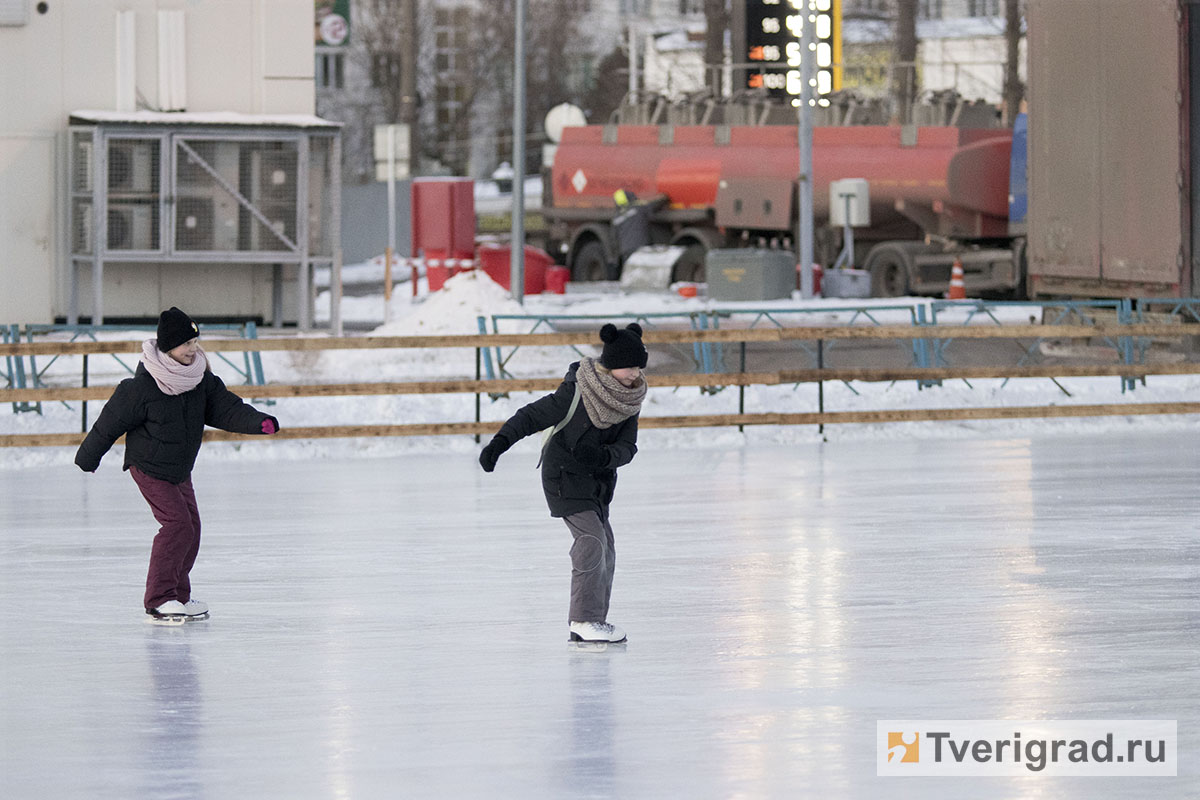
(261, 417), (278, 435)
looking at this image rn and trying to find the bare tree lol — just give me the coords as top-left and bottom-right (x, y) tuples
(1002, 0), (1025, 125)
(356, 0), (414, 124)
(893, 0), (918, 124)
(464, 0), (581, 175)
(582, 46), (631, 123)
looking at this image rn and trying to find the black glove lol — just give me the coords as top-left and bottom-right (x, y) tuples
(479, 434), (511, 473)
(574, 443), (609, 468)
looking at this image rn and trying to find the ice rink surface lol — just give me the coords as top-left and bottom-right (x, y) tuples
(1, 429), (1197, 798)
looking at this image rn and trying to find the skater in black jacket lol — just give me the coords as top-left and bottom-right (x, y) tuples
(75, 307), (280, 622)
(479, 323), (648, 644)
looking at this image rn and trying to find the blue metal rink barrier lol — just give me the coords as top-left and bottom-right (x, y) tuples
(476, 298), (1199, 396)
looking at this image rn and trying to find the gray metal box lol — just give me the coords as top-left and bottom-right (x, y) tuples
(706, 248), (795, 301)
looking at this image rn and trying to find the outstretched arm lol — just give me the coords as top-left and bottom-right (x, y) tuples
(479, 380), (575, 472)
(75, 381), (142, 472)
(204, 373), (279, 435)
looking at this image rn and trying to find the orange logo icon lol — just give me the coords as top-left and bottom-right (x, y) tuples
(887, 732), (919, 763)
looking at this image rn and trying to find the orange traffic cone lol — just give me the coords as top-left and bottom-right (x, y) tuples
(947, 256), (966, 299)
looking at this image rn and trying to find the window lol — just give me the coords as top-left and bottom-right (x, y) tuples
(968, 0), (1001, 16)
(679, 0), (703, 13)
(315, 52), (344, 89)
(918, 0), (943, 19)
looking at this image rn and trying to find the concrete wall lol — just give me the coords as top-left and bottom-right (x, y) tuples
(0, 0), (316, 324)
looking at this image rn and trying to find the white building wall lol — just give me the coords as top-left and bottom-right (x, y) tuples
(0, 0), (316, 324)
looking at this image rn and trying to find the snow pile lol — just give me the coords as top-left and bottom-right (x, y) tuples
(371, 270), (524, 336)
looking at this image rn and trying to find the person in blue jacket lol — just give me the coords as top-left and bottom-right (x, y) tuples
(75, 307), (279, 622)
(479, 323), (648, 644)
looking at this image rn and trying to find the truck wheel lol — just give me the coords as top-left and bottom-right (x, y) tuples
(866, 245), (912, 297)
(672, 243), (707, 283)
(572, 240), (609, 282)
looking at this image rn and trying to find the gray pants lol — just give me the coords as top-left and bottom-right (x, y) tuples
(564, 511), (616, 623)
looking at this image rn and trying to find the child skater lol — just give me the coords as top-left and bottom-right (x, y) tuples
(479, 323), (648, 644)
(75, 307), (280, 622)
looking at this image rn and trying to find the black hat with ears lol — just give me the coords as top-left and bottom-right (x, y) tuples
(599, 322), (648, 370)
(157, 307), (199, 352)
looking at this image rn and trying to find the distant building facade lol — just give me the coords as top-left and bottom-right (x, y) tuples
(0, 0), (322, 325)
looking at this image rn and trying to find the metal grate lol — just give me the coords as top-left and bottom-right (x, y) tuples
(106, 138), (161, 251)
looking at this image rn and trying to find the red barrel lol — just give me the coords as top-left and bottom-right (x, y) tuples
(478, 244), (552, 294)
(545, 265), (569, 294)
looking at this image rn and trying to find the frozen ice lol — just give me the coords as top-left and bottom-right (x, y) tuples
(1, 429), (1197, 798)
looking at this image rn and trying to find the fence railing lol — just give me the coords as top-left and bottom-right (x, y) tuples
(2, 323), (1198, 448)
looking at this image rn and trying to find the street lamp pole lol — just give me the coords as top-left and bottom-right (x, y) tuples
(510, 0), (527, 304)
(797, 0), (816, 299)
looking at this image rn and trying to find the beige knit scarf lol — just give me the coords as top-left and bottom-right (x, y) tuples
(576, 357), (646, 429)
(141, 339), (207, 396)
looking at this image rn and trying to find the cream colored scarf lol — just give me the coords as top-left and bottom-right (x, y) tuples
(141, 339), (207, 396)
(576, 357), (646, 429)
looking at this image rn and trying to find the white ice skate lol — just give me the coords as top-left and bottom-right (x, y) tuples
(569, 620), (626, 644)
(145, 599), (208, 625)
(181, 599), (208, 617)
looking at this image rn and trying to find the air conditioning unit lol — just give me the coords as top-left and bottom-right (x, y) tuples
(176, 140), (219, 187)
(107, 204), (156, 250)
(108, 141), (156, 194)
(175, 196), (215, 250)
(253, 149), (297, 202)
(73, 202), (93, 254)
(74, 139), (94, 193)
(249, 210), (296, 251)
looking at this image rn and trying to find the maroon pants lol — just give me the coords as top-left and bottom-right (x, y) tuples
(130, 466), (201, 609)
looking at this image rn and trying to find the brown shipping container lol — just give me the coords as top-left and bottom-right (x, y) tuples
(1026, 0), (1187, 297)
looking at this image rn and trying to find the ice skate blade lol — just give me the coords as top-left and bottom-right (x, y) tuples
(144, 611), (208, 626)
(569, 632), (626, 644)
(568, 639), (627, 652)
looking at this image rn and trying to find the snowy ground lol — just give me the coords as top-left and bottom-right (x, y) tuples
(1, 432), (1196, 798)
(6, 269), (1200, 473)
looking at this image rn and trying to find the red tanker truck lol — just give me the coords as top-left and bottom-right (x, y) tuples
(543, 0), (1193, 300)
(544, 116), (1023, 297)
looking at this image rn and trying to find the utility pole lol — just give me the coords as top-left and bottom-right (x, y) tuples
(797, 0), (816, 298)
(511, 0), (527, 303)
(1002, 0), (1024, 126)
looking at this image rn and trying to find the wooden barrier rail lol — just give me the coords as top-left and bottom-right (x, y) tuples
(4, 324), (1200, 448)
(9, 402), (1200, 449)
(0, 322), (1191, 357)
(6, 362), (1200, 405)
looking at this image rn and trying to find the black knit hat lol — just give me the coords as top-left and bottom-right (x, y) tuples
(599, 323), (648, 370)
(157, 307), (199, 352)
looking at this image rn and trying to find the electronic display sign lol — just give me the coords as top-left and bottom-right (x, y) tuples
(744, 0), (841, 105)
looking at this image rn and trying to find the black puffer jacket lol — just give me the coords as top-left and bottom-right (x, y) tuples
(496, 363), (639, 519)
(75, 363), (277, 484)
